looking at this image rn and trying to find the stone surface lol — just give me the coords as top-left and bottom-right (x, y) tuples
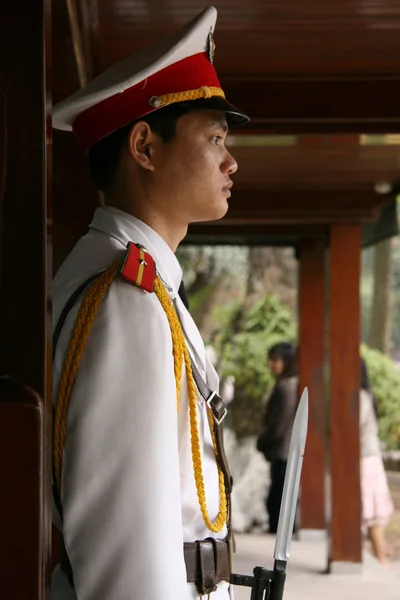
(232, 533), (400, 600)
(224, 429), (269, 532)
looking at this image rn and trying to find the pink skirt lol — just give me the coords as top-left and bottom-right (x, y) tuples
(361, 455), (394, 528)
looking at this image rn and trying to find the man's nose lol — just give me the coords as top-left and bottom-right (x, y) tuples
(223, 150), (238, 175)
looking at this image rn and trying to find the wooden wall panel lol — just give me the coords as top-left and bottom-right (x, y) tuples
(0, 0), (52, 596)
(52, 131), (99, 274)
(0, 0), (50, 393)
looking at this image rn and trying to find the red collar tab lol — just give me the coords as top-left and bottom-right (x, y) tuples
(120, 242), (156, 293)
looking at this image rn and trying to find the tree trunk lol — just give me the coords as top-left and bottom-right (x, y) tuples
(368, 238), (392, 353)
(245, 247), (297, 310)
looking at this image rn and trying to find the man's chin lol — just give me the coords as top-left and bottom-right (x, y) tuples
(190, 201), (229, 224)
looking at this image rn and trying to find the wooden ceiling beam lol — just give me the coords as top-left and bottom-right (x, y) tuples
(222, 77), (400, 133)
(228, 189), (386, 209)
(187, 223), (327, 239)
(214, 190), (389, 225)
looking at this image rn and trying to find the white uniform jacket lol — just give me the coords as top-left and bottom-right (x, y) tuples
(51, 207), (229, 600)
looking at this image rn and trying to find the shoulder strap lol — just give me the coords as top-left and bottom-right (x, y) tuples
(53, 271), (105, 359)
(53, 243), (156, 358)
(189, 359), (231, 488)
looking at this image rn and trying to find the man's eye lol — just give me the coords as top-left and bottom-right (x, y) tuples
(211, 136), (223, 145)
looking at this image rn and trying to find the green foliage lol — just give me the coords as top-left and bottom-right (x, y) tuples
(214, 295), (296, 397)
(389, 235), (400, 352)
(361, 344), (400, 450)
(188, 283), (213, 313)
(212, 295), (297, 437)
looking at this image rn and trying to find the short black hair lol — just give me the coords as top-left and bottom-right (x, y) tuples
(268, 342), (297, 377)
(88, 99), (215, 191)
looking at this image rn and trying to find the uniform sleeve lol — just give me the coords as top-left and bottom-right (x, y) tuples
(60, 278), (189, 600)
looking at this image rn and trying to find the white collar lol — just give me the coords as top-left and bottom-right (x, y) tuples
(89, 206), (183, 294)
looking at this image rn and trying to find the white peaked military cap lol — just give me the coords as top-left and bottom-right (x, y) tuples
(52, 6), (249, 154)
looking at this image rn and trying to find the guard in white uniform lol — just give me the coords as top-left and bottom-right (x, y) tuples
(51, 7), (248, 600)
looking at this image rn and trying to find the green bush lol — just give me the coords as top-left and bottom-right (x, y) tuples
(361, 344), (400, 451)
(212, 295), (297, 437)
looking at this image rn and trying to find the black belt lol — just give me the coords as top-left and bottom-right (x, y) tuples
(184, 539), (231, 594)
(60, 536), (230, 595)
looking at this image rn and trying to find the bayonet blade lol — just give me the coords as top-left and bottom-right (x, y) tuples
(273, 387), (309, 562)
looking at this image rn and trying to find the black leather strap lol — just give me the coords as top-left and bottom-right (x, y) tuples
(184, 333), (233, 555)
(198, 539), (217, 594)
(178, 280), (190, 310)
(189, 357), (232, 492)
(60, 534), (74, 587)
(53, 270), (106, 360)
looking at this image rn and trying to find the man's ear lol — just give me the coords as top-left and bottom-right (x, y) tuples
(127, 121), (157, 171)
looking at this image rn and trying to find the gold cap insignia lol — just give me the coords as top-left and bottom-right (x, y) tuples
(207, 29), (216, 64)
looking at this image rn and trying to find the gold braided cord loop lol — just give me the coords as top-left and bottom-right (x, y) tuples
(151, 86), (225, 109)
(54, 262), (227, 533)
(183, 344), (227, 533)
(155, 280), (227, 533)
(54, 261), (121, 491)
(154, 278), (184, 412)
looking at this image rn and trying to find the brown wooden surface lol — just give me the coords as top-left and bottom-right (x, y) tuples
(223, 78), (400, 130)
(187, 223), (328, 245)
(44, 0), (53, 595)
(298, 239), (326, 530)
(329, 224), (362, 564)
(0, 89), (5, 197)
(208, 191), (388, 225)
(0, 379), (44, 600)
(96, 0), (400, 77)
(53, 0), (82, 102)
(53, 131), (99, 273)
(229, 141), (400, 192)
(0, 0), (52, 596)
(0, 0), (50, 391)
(52, 0), (100, 274)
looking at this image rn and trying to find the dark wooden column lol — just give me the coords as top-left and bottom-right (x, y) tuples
(298, 239), (326, 531)
(0, 0), (52, 597)
(0, 380), (45, 600)
(329, 224), (362, 568)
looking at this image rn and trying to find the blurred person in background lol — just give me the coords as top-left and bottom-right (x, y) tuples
(360, 357), (394, 566)
(256, 342), (298, 533)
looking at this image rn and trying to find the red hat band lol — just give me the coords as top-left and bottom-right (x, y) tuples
(73, 52), (223, 154)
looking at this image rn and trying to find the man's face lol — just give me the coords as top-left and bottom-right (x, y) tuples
(151, 109), (238, 224)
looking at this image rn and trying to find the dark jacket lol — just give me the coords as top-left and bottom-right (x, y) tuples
(257, 375), (298, 462)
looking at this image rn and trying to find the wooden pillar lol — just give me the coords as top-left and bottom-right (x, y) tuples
(298, 239), (326, 532)
(329, 224), (362, 568)
(0, 0), (52, 596)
